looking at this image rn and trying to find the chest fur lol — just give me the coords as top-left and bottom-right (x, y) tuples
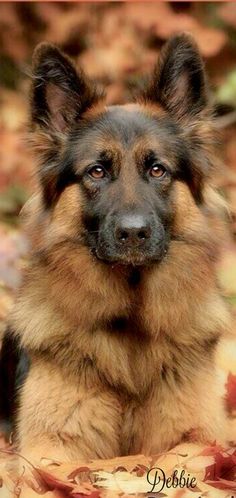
(12, 260), (226, 399)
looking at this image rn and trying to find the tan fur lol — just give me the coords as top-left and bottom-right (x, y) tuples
(11, 178), (231, 464)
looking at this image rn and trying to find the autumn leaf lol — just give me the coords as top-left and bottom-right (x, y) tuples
(226, 373), (236, 414)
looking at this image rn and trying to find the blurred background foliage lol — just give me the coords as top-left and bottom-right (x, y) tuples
(1, 1), (236, 330)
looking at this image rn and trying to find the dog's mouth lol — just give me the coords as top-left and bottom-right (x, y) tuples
(92, 243), (168, 267)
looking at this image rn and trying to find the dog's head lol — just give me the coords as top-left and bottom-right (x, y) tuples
(28, 34), (216, 267)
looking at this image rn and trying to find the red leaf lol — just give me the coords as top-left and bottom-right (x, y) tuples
(205, 478), (236, 491)
(68, 467), (91, 480)
(72, 492), (100, 498)
(226, 372), (236, 412)
(36, 468), (75, 493)
(201, 445), (236, 489)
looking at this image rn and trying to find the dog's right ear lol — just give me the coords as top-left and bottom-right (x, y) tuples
(31, 43), (102, 133)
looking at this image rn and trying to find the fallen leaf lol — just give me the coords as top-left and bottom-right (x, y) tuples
(226, 372), (236, 413)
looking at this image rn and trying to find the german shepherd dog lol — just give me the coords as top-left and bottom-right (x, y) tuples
(3, 33), (231, 463)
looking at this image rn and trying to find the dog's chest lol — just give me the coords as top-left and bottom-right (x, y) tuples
(95, 313), (184, 401)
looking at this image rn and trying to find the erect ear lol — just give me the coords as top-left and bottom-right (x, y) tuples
(30, 43), (103, 207)
(142, 33), (208, 121)
(31, 42), (102, 132)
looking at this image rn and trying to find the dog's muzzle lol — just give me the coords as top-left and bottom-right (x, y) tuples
(95, 211), (168, 265)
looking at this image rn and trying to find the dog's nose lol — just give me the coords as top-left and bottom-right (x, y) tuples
(115, 214), (151, 247)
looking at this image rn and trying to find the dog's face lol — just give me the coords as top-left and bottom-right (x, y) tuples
(30, 35), (213, 267)
(63, 106), (185, 266)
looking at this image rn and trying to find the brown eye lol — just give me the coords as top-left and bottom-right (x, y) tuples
(150, 164), (166, 178)
(89, 166), (106, 179)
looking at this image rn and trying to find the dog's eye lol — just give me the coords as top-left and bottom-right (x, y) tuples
(149, 164), (166, 178)
(88, 166), (106, 179)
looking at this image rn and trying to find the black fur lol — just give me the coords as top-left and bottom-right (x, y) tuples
(0, 329), (30, 433)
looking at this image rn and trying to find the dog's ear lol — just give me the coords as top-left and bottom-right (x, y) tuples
(31, 42), (101, 132)
(142, 33), (208, 121)
(142, 34), (213, 202)
(30, 43), (103, 207)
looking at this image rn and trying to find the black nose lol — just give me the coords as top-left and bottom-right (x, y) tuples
(115, 214), (151, 247)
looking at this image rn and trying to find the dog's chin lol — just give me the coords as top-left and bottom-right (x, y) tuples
(93, 247), (167, 267)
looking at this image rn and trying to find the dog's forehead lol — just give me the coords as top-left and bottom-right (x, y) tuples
(89, 104), (174, 143)
(73, 104), (181, 159)
(104, 105), (158, 135)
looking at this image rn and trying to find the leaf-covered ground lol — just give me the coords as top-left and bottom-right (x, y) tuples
(1, 2), (236, 497)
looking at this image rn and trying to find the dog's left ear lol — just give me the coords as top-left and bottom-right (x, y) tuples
(142, 33), (208, 121)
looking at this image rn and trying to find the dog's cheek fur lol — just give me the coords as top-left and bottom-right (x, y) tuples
(20, 185), (84, 253)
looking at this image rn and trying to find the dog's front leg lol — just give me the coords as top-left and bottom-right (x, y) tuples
(17, 359), (122, 464)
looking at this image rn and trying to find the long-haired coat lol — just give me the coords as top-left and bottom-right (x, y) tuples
(6, 33), (231, 463)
